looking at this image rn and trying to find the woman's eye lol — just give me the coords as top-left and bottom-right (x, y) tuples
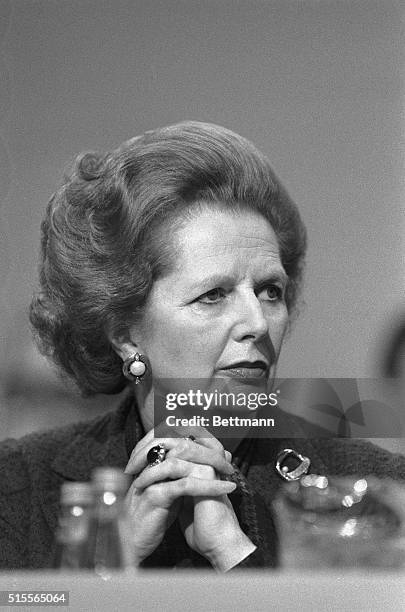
(259, 285), (283, 302)
(197, 288), (225, 304)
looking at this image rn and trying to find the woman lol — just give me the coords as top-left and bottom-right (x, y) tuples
(1, 121), (404, 570)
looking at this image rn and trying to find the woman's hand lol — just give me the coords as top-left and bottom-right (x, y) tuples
(124, 429), (238, 565)
(179, 463), (257, 571)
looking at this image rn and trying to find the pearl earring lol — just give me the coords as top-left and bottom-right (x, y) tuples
(122, 352), (147, 384)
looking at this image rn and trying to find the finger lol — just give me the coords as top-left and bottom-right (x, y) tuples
(131, 421), (229, 456)
(126, 437), (234, 476)
(142, 477), (237, 506)
(126, 436), (232, 476)
(178, 430), (233, 463)
(180, 436), (232, 462)
(167, 441), (234, 475)
(224, 450), (233, 463)
(125, 437), (175, 475)
(167, 424), (226, 453)
(132, 458), (215, 491)
(166, 428), (233, 463)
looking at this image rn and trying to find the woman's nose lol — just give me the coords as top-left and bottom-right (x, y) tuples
(231, 292), (269, 341)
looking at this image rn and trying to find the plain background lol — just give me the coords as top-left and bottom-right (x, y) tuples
(0, 0), (404, 439)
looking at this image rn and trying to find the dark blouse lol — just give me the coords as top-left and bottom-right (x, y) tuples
(1, 392), (404, 569)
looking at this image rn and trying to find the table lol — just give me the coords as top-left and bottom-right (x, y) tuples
(0, 571), (403, 612)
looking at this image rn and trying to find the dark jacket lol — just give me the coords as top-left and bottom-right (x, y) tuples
(1, 394), (404, 569)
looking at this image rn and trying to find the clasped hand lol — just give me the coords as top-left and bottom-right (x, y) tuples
(124, 426), (256, 571)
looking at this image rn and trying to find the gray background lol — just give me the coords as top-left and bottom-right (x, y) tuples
(0, 0), (404, 439)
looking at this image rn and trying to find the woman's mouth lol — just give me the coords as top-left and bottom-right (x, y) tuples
(216, 361), (269, 379)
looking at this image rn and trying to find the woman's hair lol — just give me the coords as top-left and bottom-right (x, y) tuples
(30, 121), (307, 395)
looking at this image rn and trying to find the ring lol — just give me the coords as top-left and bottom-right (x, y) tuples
(184, 435), (196, 442)
(147, 443), (166, 467)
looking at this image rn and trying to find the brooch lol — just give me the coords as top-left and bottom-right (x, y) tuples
(275, 448), (311, 481)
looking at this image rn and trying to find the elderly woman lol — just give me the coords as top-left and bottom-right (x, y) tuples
(0, 122), (404, 570)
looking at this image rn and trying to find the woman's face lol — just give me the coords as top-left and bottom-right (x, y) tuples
(129, 206), (289, 395)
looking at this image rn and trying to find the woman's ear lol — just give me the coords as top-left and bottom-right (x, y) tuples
(108, 332), (138, 362)
(109, 330), (150, 387)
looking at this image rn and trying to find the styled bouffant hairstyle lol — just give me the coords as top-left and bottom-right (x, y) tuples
(30, 121), (307, 396)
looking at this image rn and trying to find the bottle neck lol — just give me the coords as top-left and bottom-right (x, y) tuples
(92, 490), (126, 519)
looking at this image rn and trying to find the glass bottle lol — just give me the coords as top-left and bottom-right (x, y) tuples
(82, 467), (135, 578)
(53, 481), (94, 570)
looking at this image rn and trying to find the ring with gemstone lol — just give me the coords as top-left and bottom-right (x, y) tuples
(147, 443), (166, 467)
(184, 435), (196, 442)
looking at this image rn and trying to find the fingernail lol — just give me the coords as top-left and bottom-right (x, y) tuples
(222, 475), (237, 485)
(225, 482), (237, 491)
